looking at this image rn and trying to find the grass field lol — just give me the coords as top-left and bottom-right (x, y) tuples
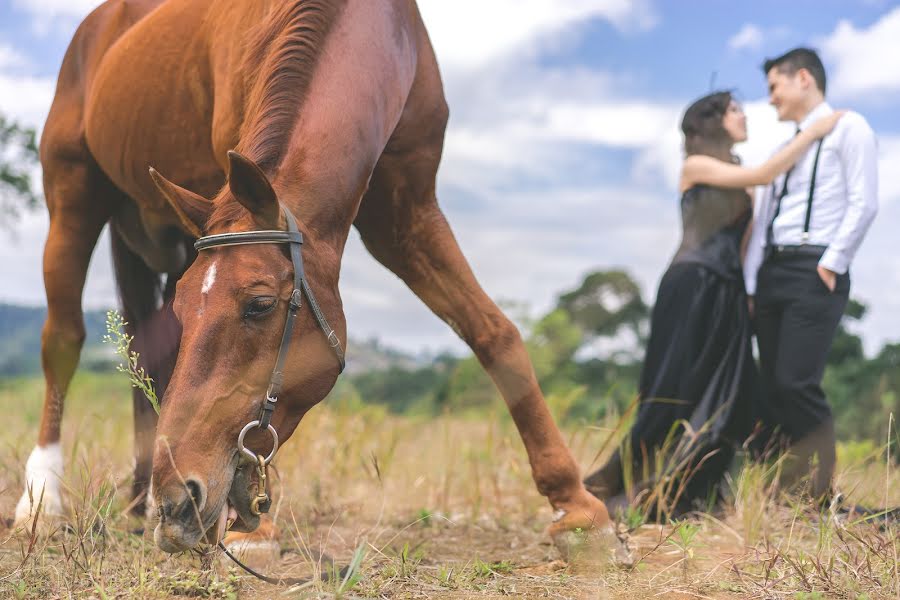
(0, 373), (897, 599)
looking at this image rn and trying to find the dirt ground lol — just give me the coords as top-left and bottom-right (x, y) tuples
(1, 374), (897, 598)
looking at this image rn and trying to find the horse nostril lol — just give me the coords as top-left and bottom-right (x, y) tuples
(185, 479), (205, 511)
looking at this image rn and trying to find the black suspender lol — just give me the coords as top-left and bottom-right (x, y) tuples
(802, 140), (825, 242)
(767, 137), (825, 246)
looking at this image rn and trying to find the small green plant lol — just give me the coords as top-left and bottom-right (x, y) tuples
(103, 310), (160, 414)
(623, 505), (646, 531)
(152, 567), (240, 599)
(396, 541), (423, 578)
(472, 558), (514, 578)
(437, 565), (456, 588)
(332, 542), (365, 596)
(11, 579), (27, 600)
(416, 507), (433, 526)
(667, 519), (701, 582)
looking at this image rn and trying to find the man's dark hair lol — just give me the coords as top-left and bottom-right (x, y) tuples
(763, 47), (827, 95)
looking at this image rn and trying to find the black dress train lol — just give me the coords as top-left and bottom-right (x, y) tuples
(585, 185), (760, 516)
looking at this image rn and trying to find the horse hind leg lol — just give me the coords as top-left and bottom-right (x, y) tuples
(14, 155), (115, 529)
(109, 225), (185, 519)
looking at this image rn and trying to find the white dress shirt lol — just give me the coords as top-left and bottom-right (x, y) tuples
(744, 101), (879, 295)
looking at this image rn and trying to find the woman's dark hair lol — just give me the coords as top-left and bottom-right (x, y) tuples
(681, 90), (737, 162)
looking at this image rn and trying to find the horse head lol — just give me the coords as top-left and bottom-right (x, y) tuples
(147, 151), (344, 552)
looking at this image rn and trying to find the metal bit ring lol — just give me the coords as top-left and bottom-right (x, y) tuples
(237, 420), (279, 464)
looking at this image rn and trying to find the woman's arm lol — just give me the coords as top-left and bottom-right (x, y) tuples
(681, 111), (845, 190)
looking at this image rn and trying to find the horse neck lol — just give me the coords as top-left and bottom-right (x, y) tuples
(230, 0), (385, 259)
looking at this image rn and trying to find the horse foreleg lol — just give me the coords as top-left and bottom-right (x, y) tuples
(15, 159), (112, 528)
(355, 182), (614, 553)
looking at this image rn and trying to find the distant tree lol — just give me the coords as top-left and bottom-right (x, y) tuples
(557, 269), (648, 343)
(1, 112), (40, 224)
(827, 298), (866, 365)
(528, 308), (583, 382)
(824, 299), (900, 448)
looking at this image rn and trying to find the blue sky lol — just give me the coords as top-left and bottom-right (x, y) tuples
(1, 0), (899, 357)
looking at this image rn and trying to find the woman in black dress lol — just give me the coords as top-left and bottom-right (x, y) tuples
(584, 91), (844, 517)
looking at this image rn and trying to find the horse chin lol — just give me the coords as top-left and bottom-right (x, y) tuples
(225, 462), (262, 533)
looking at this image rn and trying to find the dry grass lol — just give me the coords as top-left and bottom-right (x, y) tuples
(0, 373), (897, 598)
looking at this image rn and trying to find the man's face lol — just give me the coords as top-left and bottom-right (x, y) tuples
(767, 67), (806, 122)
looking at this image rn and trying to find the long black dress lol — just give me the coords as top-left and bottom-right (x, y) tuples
(585, 185), (759, 516)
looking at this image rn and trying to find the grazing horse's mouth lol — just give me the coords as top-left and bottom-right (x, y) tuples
(225, 460), (264, 533)
(153, 459), (263, 553)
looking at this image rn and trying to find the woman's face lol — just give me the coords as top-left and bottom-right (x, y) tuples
(722, 100), (747, 143)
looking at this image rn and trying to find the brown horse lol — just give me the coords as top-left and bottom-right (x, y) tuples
(15, 0), (611, 554)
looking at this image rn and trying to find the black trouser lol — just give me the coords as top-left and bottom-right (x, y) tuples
(754, 248), (849, 498)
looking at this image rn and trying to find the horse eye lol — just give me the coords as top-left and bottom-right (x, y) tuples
(243, 296), (277, 319)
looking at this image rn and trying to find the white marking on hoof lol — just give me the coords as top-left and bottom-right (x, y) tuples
(145, 480), (157, 521)
(15, 444), (65, 527)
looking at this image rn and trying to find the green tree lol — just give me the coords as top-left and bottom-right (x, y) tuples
(1, 112), (40, 223)
(540, 269), (649, 421)
(824, 299), (900, 448)
(557, 269), (648, 342)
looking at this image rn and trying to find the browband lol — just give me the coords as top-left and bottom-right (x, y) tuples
(194, 230), (302, 251)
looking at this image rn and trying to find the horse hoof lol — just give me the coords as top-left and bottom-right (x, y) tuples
(12, 495), (66, 534)
(551, 525), (634, 569)
(221, 532), (281, 571)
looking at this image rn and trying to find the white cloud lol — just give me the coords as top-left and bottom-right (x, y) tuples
(419, 0), (657, 71)
(820, 6), (900, 99)
(1, 211), (116, 310)
(876, 134), (900, 200)
(442, 96), (681, 193)
(734, 99), (796, 166)
(0, 44), (31, 71)
(728, 23), (764, 51)
(340, 182), (676, 353)
(0, 73), (56, 127)
(846, 133), (900, 354)
(12, 0), (103, 34)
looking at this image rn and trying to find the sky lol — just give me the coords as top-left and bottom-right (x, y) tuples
(1, 0), (899, 357)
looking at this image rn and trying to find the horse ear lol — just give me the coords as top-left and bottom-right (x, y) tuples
(227, 150), (280, 227)
(149, 167), (211, 238)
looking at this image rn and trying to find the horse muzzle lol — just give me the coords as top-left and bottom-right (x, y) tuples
(152, 470), (241, 553)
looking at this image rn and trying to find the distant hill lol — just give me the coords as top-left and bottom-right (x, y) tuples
(0, 304), (113, 375)
(0, 303), (430, 377)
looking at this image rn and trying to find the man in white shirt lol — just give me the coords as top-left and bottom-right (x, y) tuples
(744, 48), (878, 501)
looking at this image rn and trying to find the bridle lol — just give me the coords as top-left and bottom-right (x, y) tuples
(193, 205), (345, 515)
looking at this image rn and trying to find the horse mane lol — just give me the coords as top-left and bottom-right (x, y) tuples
(207, 0), (346, 232)
(239, 0), (346, 173)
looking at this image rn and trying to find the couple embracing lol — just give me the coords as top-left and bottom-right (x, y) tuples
(585, 47), (879, 516)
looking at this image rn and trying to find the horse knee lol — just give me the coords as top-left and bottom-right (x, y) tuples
(43, 316), (86, 347)
(467, 314), (523, 371)
(41, 317), (86, 366)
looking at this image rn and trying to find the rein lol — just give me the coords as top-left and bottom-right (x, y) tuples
(216, 540), (351, 587)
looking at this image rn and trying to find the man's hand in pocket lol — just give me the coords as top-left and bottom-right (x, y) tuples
(817, 265), (837, 292)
